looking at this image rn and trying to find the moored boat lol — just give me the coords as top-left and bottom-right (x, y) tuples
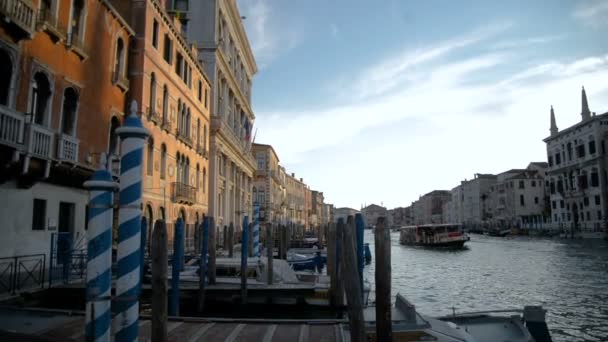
(398, 224), (469, 249)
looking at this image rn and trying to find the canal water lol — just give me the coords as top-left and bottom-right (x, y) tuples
(362, 231), (608, 342)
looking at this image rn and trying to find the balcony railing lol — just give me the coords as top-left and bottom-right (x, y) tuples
(176, 128), (192, 147)
(37, 6), (65, 41)
(26, 123), (53, 159)
(0, 0), (36, 38)
(171, 182), (196, 204)
(56, 133), (78, 163)
(0, 105), (24, 148)
(147, 107), (161, 125)
(196, 144), (208, 158)
(161, 118), (172, 132)
(65, 31), (87, 59)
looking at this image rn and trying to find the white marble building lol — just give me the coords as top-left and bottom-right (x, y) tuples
(544, 87), (608, 238)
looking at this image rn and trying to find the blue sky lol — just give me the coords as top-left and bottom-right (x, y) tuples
(237, 0), (608, 209)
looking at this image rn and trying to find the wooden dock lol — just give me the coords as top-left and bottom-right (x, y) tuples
(0, 307), (348, 342)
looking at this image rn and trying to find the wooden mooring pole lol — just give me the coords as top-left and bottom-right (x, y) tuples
(151, 220), (168, 342)
(342, 216), (366, 341)
(198, 217), (210, 313)
(266, 222), (273, 285)
(241, 215), (249, 304)
(228, 222), (234, 258)
(374, 217), (392, 341)
(208, 217), (216, 284)
(327, 222), (338, 307)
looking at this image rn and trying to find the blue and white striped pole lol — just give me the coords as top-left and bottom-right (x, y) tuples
(83, 154), (117, 342)
(113, 101), (149, 341)
(253, 206), (260, 257)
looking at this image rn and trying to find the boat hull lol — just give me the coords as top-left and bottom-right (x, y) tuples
(401, 239), (467, 249)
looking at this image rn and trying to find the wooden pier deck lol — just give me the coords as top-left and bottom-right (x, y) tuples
(0, 307), (348, 342)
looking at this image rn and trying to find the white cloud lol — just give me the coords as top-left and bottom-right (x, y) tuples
(342, 21), (513, 99)
(255, 25), (608, 207)
(490, 34), (566, 50)
(238, 0), (300, 68)
(330, 23), (339, 38)
(573, 0), (608, 27)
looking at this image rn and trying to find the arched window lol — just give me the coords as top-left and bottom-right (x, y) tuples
(177, 99), (182, 133)
(202, 167), (206, 193)
(203, 125), (207, 150)
(61, 87), (78, 135)
(145, 204), (153, 251)
(180, 208), (186, 223)
(159, 206), (165, 221)
(176, 152), (181, 183)
(114, 38), (125, 78)
(30, 72), (51, 125)
(160, 144), (167, 179)
(186, 108), (191, 137)
(162, 85), (168, 123)
(108, 116), (120, 155)
(149, 72), (156, 115)
(196, 118), (200, 147)
(70, 0), (84, 41)
(197, 80), (202, 101)
(147, 138), (154, 176)
(196, 163), (200, 191)
(0, 49), (12, 106)
(185, 157), (190, 185)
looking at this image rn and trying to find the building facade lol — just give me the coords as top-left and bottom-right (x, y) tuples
(544, 88), (608, 237)
(311, 190), (325, 228)
(0, 0), (132, 262)
(285, 172), (306, 226)
(110, 0), (212, 237)
(361, 204), (387, 228)
(252, 143), (282, 223)
(188, 0), (257, 229)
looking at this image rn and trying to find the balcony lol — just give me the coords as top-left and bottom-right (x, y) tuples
(37, 6), (65, 42)
(171, 182), (196, 204)
(65, 32), (88, 60)
(0, 105), (25, 149)
(161, 118), (172, 132)
(112, 70), (129, 92)
(196, 144), (208, 159)
(176, 128), (192, 147)
(25, 123), (53, 159)
(0, 0), (36, 39)
(147, 107), (161, 125)
(56, 133), (79, 163)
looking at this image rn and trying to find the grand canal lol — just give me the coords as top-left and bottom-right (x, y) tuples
(363, 231), (608, 342)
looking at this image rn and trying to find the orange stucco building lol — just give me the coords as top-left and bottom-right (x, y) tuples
(110, 0), (211, 239)
(0, 0), (132, 262)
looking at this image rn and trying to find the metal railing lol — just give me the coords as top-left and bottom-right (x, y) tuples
(26, 123), (53, 159)
(0, 0), (36, 36)
(0, 253), (46, 295)
(56, 133), (79, 162)
(0, 104), (24, 148)
(171, 181), (196, 204)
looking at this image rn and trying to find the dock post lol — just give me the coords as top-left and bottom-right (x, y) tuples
(228, 222), (234, 258)
(241, 215), (249, 304)
(140, 217), (147, 288)
(198, 217), (210, 313)
(222, 225), (227, 251)
(253, 206), (260, 257)
(83, 155), (117, 342)
(266, 222), (273, 285)
(355, 213), (365, 299)
(374, 217), (392, 341)
(208, 217), (217, 284)
(335, 220), (344, 307)
(342, 216), (366, 342)
(169, 218), (184, 316)
(113, 101), (148, 341)
(151, 220), (168, 342)
(327, 222), (337, 308)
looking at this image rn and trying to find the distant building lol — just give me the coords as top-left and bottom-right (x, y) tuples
(252, 143), (282, 223)
(334, 207), (359, 222)
(413, 190), (451, 224)
(361, 204), (388, 228)
(488, 163), (548, 229)
(388, 206), (410, 227)
(544, 87), (608, 238)
(311, 190), (325, 228)
(457, 174), (497, 228)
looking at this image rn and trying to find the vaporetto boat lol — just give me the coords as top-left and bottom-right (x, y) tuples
(397, 224), (470, 249)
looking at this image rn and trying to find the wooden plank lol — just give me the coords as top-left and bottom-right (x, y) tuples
(199, 323), (237, 341)
(187, 323), (214, 342)
(271, 324), (300, 341)
(297, 324), (309, 342)
(262, 324), (277, 342)
(309, 324), (338, 342)
(223, 323), (245, 342)
(40, 317), (81, 340)
(139, 320), (152, 341)
(167, 322), (201, 342)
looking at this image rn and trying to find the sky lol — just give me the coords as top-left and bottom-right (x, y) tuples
(236, 0), (608, 210)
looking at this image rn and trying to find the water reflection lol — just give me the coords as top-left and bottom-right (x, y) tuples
(363, 231), (608, 342)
